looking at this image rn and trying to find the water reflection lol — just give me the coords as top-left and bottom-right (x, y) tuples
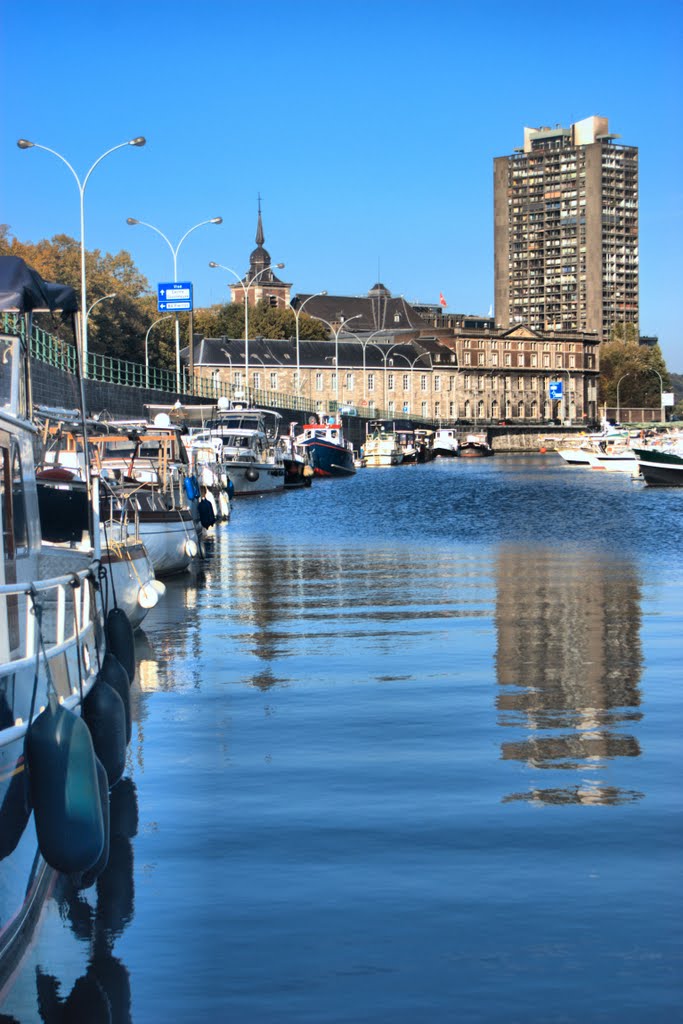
(495, 545), (644, 804)
(33, 779), (138, 1022)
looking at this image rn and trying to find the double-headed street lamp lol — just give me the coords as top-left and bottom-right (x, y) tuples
(208, 261), (285, 390)
(128, 216), (222, 391)
(18, 135), (146, 376)
(288, 291), (327, 393)
(312, 315), (363, 408)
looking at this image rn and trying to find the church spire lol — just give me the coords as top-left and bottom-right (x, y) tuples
(255, 192), (265, 246)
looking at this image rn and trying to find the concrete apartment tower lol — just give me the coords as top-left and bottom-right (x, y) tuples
(494, 116), (638, 340)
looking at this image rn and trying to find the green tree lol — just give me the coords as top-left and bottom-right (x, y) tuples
(599, 337), (670, 408)
(192, 301), (329, 341)
(0, 225), (154, 362)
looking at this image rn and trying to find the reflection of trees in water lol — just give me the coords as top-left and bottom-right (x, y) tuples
(495, 547), (644, 805)
(35, 779), (138, 1023)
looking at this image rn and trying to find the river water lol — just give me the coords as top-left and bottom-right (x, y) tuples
(2, 455), (682, 1023)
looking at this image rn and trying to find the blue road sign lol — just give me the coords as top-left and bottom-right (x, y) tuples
(158, 282), (193, 312)
(549, 381), (563, 400)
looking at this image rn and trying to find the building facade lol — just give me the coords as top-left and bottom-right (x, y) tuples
(191, 322), (600, 425)
(494, 115), (638, 340)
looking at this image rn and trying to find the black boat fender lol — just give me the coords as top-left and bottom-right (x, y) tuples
(25, 697), (105, 875)
(100, 653), (132, 746)
(82, 675), (127, 788)
(245, 467), (259, 482)
(106, 607), (135, 683)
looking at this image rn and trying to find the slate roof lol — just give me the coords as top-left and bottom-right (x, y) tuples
(291, 288), (429, 332)
(188, 334), (446, 371)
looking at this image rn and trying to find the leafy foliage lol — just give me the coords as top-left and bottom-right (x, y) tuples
(599, 330), (670, 408)
(1, 227), (328, 370)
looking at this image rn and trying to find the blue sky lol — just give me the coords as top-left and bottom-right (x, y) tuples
(3, 0), (682, 367)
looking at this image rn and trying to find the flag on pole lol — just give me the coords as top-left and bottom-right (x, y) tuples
(439, 293), (447, 307)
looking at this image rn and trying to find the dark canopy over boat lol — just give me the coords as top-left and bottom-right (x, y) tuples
(0, 255), (79, 316)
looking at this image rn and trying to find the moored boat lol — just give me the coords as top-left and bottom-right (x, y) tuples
(361, 422), (403, 468)
(432, 427), (460, 458)
(296, 417), (356, 477)
(459, 433), (494, 458)
(1, 257), (129, 985)
(278, 426), (314, 488)
(632, 436), (683, 486)
(203, 400), (286, 495)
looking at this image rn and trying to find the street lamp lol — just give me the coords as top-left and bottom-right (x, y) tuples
(288, 291), (328, 395)
(145, 315), (174, 388)
(616, 373), (630, 425)
(128, 215), (222, 391)
(209, 261), (285, 394)
(18, 135), (146, 377)
(86, 292), (116, 322)
(311, 314), (362, 408)
(647, 367), (665, 424)
(381, 348), (433, 418)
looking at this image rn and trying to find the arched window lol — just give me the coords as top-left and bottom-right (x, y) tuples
(517, 401), (525, 418)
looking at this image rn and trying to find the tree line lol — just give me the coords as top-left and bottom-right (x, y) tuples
(0, 226), (327, 368)
(1, 227), (676, 415)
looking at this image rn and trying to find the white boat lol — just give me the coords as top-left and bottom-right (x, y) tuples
(432, 427), (460, 458)
(0, 257), (122, 981)
(586, 446), (638, 474)
(187, 430), (232, 517)
(36, 414), (162, 624)
(93, 420), (200, 576)
(361, 423), (403, 467)
(203, 400), (286, 495)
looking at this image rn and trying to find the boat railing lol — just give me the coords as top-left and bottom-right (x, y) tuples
(0, 565), (97, 689)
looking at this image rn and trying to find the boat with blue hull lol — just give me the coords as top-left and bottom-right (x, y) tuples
(296, 418), (356, 477)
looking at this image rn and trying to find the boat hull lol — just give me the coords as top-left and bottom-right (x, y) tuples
(632, 447), (683, 486)
(303, 440), (356, 477)
(137, 512), (196, 576)
(223, 460), (285, 496)
(100, 539), (157, 628)
(459, 444), (494, 458)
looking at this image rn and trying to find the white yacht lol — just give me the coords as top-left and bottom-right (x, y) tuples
(203, 400), (285, 496)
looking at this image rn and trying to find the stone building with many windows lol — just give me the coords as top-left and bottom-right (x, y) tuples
(190, 320), (600, 425)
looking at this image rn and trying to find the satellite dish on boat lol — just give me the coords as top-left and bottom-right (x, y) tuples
(217, 397), (231, 411)
(154, 413), (171, 427)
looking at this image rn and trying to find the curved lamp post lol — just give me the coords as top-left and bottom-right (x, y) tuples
(128, 215), (222, 391)
(145, 314), (174, 388)
(86, 292), (116, 322)
(208, 261), (285, 392)
(288, 291), (328, 393)
(312, 314), (363, 409)
(616, 373), (630, 424)
(18, 136), (146, 376)
(384, 348), (433, 418)
(647, 367), (665, 424)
